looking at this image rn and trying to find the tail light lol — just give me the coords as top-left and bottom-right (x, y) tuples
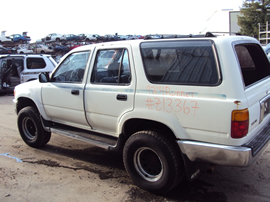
(231, 109), (249, 138)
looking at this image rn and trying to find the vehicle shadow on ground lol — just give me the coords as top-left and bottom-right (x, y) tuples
(33, 143), (227, 202)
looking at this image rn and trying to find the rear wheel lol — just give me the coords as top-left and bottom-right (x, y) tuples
(123, 130), (184, 194)
(17, 106), (51, 148)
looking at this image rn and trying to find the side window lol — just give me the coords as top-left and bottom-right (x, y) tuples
(235, 44), (270, 87)
(26, 58), (46, 69)
(140, 41), (219, 86)
(51, 51), (90, 83)
(91, 48), (131, 84)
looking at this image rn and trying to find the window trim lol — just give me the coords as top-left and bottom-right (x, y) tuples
(50, 51), (91, 84)
(90, 48), (131, 86)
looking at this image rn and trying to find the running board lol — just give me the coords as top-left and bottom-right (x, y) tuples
(49, 124), (119, 150)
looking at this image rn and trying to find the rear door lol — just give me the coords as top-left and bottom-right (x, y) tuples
(84, 44), (136, 136)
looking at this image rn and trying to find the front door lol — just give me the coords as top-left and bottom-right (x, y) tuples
(41, 51), (91, 129)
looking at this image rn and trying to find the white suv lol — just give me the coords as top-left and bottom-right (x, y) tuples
(0, 54), (57, 93)
(13, 33), (270, 194)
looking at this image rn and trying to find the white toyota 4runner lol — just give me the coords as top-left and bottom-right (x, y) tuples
(13, 33), (270, 194)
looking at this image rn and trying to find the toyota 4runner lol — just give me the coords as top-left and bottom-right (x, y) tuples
(13, 33), (270, 193)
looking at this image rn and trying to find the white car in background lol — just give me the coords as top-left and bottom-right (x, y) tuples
(33, 44), (54, 54)
(44, 33), (66, 42)
(17, 44), (33, 54)
(0, 31), (12, 44)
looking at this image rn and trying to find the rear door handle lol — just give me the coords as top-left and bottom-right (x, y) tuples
(71, 89), (79, 95)
(117, 94), (127, 101)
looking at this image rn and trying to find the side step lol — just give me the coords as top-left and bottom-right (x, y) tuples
(50, 124), (119, 150)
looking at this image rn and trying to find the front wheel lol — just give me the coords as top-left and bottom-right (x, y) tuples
(17, 106), (51, 148)
(123, 131), (184, 194)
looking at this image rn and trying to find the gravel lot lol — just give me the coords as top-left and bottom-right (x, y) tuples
(1, 94), (270, 202)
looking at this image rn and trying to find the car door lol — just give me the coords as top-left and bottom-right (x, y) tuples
(84, 45), (136, 136)
(41, 51), (91, 129)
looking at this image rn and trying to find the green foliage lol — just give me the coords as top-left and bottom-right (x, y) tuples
(238, 0), (270, 37)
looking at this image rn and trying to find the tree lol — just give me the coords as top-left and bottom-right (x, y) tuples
(238, 0), (270, 37)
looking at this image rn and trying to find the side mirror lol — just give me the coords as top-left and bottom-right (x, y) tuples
(39, 72), (49, 83)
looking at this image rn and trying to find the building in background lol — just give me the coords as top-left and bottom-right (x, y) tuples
(201, 9), (242, 35)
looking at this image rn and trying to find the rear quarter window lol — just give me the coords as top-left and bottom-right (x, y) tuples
(140, 40), (219, 86)
(26, 57), (46, 69)
(235, 44), (270, 87)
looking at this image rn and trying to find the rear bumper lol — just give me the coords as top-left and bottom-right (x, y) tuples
(178, 121), (270, 167)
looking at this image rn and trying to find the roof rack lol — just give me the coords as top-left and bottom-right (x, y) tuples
(144, 32), (216, 40)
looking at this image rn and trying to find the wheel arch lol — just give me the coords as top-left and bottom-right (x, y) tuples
(122, 118), (178, 144)
(16, 97), (38, 114)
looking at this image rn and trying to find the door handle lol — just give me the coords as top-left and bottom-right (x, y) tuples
(117, 94), (127, 101)
(71, 89), (79, 95)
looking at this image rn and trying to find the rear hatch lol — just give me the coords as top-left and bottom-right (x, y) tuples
(234, 42), (270, 156)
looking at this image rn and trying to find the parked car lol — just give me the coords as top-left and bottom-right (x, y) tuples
(9, 34), (31, 43)
(68, 43), (84, 51)
(32, 44), (54, 54)
(0, 46), (12, 54)
(118, 35), (129, 40)
(78, 34), (97, 42)
(13, 33), (270, 194)
(0, 31), (12, 44)
(65, 34), (80, 41)
(17, 44), (33, 54)
(103, 34), (119, 41)
(17, 48), (33, 54)
(137, 35), (145, 39)
(44, 33), (66, 42)
(0, 54), (57, 93)
(127, 35), (138, 40)
(53, 44), (69, 53)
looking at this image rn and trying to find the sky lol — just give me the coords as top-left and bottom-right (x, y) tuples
(0, 0), (244, 42)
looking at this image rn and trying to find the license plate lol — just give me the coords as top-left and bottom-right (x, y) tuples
(260, 95), (270, 122)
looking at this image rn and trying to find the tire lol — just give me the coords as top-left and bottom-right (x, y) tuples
(17, 106), (51, 148)
(123, 131), (184, 194)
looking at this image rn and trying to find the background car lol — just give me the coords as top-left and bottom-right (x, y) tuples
(103, 34), (119, 41)
(32, 44), (54, 54)
(9, 34), (31, 43)
(65, 34), (80, 41)
(0, 31), (12, 44)
(17, 45), (33, 54)
(44, 33), (66, 42)
(127, 35), (138, 40)
(0, 46), (12, 54)
(53, 44), (69, 53)
(118, 35), (129, 40)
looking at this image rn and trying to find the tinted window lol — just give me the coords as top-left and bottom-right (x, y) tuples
(51, 51), (90, 83)
(235, 44), (270, 87)
(26, 58), (46, 69)
(91, 49), (131, 84)
(140, 40), (219, 85)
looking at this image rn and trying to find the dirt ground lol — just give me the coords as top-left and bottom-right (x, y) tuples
(0, 94), (270, 202)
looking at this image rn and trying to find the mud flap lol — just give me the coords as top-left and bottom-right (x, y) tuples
(181, 153), (202, 181)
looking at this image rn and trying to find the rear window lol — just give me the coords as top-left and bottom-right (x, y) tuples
(140, 40), (219, 86)
(235, 44), (270, 87)
(26, 57), (46, 69)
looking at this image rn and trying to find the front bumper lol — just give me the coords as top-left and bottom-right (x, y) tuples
(178, 121), (270, 167)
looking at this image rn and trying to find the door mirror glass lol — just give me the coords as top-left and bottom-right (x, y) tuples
(39, 72), (49, 83)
